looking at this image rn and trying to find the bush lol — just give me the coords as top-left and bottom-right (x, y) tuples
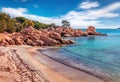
(0, 12), (50, 33)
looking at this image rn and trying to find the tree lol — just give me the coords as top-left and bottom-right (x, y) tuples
(49, 23), (56, 28)
(33, 21), (49, 29)
(0, 12), (50, 33)
(15, 17), (26, 24)
(0, 12), (16, 33)
(5, 20), (16, 33)
(0, 20), (7, 32)
(61, 20), (70, 27)
(24, 20), (34, 27)
(33, 21), (42, 29)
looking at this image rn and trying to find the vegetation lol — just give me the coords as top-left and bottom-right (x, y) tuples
(0, 12), (49, 33)
(61, 20), (70, 27)
(0, 12), (71, 33)
(0, 12), (16, 33)
(33, 21), (48, 29)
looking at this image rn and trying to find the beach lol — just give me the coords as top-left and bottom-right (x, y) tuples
(0, 1), (120, 82)
(0, 45), (104, 82)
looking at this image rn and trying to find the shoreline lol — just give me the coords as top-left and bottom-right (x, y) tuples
(27, 46), (105, 82)
(0, 45), (105, 82)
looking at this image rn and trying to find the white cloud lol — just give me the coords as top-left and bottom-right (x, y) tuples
(2, 7), (27, 17)
(79, 1), (99, 9)
(1, 2), (120, 29)
(62, 2), (120, 28)
(1, 7), (62, 25)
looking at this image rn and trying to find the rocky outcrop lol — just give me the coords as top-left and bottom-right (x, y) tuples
(86, 26), (107, 36)
(48, 26), (106, 37)
(0, 27), (75, 46)
(0, 26), (106, 46)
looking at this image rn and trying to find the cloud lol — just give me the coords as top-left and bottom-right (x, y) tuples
(1, 2), (120, 29)
(79, 1), (99, 9)
(1, 7), (62, 25)
(2, 7), (27, 17)
(61, 3), (120, 21)
(62, 2), (120, 28)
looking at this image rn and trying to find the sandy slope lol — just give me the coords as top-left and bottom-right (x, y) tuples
(0, 45), (49, 82)
(0, 45), (104, 82)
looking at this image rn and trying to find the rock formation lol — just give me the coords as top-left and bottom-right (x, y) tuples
(0, 26), (106, 46)
(86, 26), (107, 36)
(0, 27), (75, 46)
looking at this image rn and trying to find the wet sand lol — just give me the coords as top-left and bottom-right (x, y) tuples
(28, 46), (105, 82)
(0, 45), (105, 82)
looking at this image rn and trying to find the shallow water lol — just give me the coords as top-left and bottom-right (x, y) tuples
(41, 29), (120, 82)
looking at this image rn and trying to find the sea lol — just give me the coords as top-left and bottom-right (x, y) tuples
(41, 29), (120, 82)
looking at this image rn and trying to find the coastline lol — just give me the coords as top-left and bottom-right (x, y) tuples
(27, 46), (105, 82)
(0, 45), (105, 82)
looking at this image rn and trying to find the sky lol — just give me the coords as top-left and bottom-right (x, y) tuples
(0, 0), (120, 29)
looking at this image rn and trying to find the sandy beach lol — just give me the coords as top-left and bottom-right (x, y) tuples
(0, 45), (105, 82)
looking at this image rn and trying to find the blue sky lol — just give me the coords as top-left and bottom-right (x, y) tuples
(0, 0), (120, 29)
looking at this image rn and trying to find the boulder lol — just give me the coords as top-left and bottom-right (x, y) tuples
(74, 30), (83, 37)
(61, 39), (75, 44)
(62, 33), (72, 37)
(40, 36), (60, 46)
(86, 26), (97, 35)
(86, 26), (107, 36)
(26, 39), (33, 45)
(48, 31), (63, 41)
(35, 40), (45, 46)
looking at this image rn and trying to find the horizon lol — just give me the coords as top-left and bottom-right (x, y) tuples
(0, 0), (120, 29)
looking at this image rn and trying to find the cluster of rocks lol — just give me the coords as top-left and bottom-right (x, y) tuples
(0, 26), (106, 46)
(0, 27), (75, 46)
(49, 26), (107, 37)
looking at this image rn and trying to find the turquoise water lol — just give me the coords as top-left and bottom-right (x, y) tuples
(41, 29), (120, 82)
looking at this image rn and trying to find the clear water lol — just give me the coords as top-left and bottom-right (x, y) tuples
(41, 29), (120, 82)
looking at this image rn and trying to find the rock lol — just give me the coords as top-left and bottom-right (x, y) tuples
(74, 30), (83, 37)
(61, 39), (75, 44)
(86, 26), (97, 35)
(40, 35), (60, 46)
(0, 26), (106, 47)
(86, 26), (96, 32)
(12, 34), (25, 45)
(86, 26), (107, 36)
(26, 39), (33, 45)
(82, 32), (88, 36)
(62, 33), (72, 37)
(48, 31), (63, 41)
(35, 40), (45, 46)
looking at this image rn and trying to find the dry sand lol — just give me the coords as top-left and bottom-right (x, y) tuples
(0, 45), (105, 82)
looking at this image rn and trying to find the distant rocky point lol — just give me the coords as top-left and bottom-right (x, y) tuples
(0, 26), (107, 46)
